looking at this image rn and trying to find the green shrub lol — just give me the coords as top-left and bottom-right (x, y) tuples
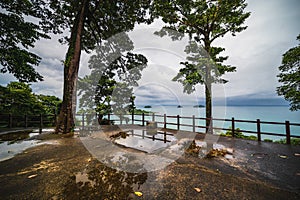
(247, 135), (258, 140)
(264, 139), (273, 143)
(225, 127), (243, 138)
(220, 127), (300, 145)
(220, 127), (257, 141)
(275, 138), (300, 145)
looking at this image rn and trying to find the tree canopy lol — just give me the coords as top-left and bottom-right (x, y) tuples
(38, 0), (151, 133)
(78, 33), (147, 123)
(41, 0), (151, 52)
(0, 82), (61, 115)
(0, 0), (49, 82)
(277, 34), (300, 111)
(152, 0), (250, 133)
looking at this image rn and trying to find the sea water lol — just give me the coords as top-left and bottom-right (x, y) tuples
(132, 105), (300, 141)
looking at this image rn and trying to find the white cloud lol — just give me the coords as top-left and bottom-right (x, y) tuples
(213, 0), (300, 98)
(1, 0), (299, 105)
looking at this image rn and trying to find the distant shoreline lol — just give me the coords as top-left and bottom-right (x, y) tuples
(137, 105), (290, 107)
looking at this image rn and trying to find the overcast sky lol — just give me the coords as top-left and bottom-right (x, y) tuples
(0, 0), (299, 106)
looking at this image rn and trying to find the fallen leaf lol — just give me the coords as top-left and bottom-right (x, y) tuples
(134, 191), (143, 197)
(28, 174), (38, 179)
(87, 158), (92, 162)
(226, 148), (234, 154)
(225, 154), (234, 160)
(194, 187), (202, 193)
(279, 155), (287, 159)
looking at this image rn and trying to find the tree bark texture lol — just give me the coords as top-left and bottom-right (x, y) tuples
(55, 0), (88, 133)
(205, 68), (213, 134)
(204, 39), (213, 134)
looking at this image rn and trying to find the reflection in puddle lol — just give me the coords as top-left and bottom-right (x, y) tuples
(80, 126), (197, 172)
(0, 140), (40, 161)
(80, 126), (235, 173)
(75, 170), (96, 188)
(69, 160), (148, 199)
(0, 130), (56, 162)
(113, 129), (177, 154)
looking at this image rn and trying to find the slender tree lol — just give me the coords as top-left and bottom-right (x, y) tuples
(41, 0), (150, 133)
(277, 34), (300, 111)
(78, 33), (147, 124)
(152, 0), (250, 133)
(0, 0), (49, 82)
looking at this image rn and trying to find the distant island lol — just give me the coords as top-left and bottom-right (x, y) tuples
(144, 105), (152, 108)
(133, 109), (152, 114)
(177, 105), (182, 108)
(193, 105), (205, 108)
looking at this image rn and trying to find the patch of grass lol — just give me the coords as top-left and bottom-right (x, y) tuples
(220, 127), (257, 141)
(274, 138), (300, 145)
(263, 139), (273, 143)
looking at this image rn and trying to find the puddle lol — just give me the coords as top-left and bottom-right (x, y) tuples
(75, 170), (96, 188)
(113, 129), (177, 154)
(70, 160), (148, 199)
(0, 130), (57, 162)
(80, 127), (198, 172)
(224, 154), (234, 159)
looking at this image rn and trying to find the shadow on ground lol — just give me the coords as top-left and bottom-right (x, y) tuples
(0, 128), (299, 199)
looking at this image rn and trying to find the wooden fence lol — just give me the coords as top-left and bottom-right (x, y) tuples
(84, 112), (300, 144)
(0, 114), (56, 134)
(1, 113), (299, 144)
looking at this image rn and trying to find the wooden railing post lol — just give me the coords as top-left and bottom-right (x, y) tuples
(257, 119), (261, 141)
(108, 113), (111, 123)
(54, 113), (57, 127)
(285, 121), (291, 145)
(9, 113), (12, 128)
(132, 110), (134, 125)
(152, 112), (155, 122)
(82, 113), (85, 129)
(231, 117), (235, 137)
(142, 113), (145, 126)
(95, 112), (98, 124)
(164, 114), (167, 129)
(24, 114), (28, 128)
(39, 114), (43, 134)
(177, 115), (180, 130)
(192, 115), (195, 132)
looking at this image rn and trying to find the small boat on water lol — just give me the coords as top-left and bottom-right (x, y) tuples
(193, 105), (205, 108)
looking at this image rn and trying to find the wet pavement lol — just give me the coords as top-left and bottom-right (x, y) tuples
(0, 129), (59, 161)
(0, 126), (299, 199)
(79, 125), (300, 192)
(217, 136), (300, 192)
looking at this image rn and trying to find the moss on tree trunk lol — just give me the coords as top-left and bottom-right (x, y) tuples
(55, 0), (88, 134)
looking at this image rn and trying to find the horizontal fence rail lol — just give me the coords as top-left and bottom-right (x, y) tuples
(1, 112), (299, 145)
(0, 114), (57, 134)
(76, 112), (300, 145)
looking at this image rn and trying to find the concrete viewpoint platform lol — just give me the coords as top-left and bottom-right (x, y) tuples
(0, 128), (299, 199)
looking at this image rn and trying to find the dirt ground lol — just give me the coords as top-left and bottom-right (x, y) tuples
(0, 130), (300, 200)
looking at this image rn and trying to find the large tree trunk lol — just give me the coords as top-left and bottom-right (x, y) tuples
(55, 1), (88, 134)
(204, 39), (213, 134)
(205, 80), (212, 134)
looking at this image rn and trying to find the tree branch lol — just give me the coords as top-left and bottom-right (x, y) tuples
(210, 29), (230, 43)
